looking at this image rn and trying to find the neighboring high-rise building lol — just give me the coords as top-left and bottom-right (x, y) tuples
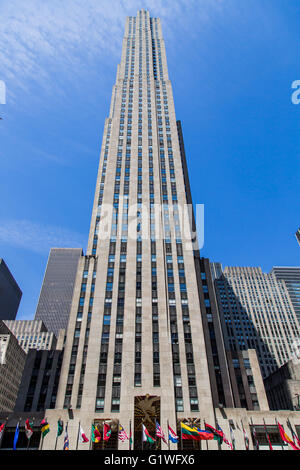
(264, 359), (300, 411)
(44, 9), (217, 450)
(14, 329), (65, 413)
(4, 320), (57, 353)
(271, 267), (300, 325)
(198, 258), (269, 411)
(0, 321), (26, 412)
(34, 248), (83, 336)
(212, 264), (300, 379)
(0, 258), (22, 320)
(296, 228), (300, 246)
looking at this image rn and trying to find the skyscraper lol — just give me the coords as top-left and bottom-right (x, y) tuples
(212, 264), (300, 379)
(271, 266), (300, 325)
(0, 258), (22, 321)
(47, 9), (216, 449)
(296, 228), (300, 246)
(34, 248), (83, 336)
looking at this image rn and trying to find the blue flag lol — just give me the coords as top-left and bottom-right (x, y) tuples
(13, 422), (19, 450)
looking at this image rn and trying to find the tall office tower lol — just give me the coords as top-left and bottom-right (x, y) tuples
(198, 259), (269, 411)
(35, 248), (83, 336)
(271, 267), (300, 325)
(4, 320), (57, 353)
(50, 10), (216, 450)
(212, 264), (300, 379)
(0, 258), (22, 320)
(0, 321), (26, 412)
(296, 228), (300, 246)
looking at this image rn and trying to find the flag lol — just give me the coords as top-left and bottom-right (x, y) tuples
(230, 425), (236, 450)
(278, 422), (300, 450)
(142, 424), (156, 443)
(251, 424), (259, 450)
(79, 425), (89, 443)
(0, 422), (5, 443)
(156, 422), (167, 443)
(57, 419), (63, 437)
(103, 422), (111, 441)
(40, 419), (50, 438)
(196, 429), (215, 441)
(118, 424), (128, 442)
(63, 425), (69, 450)
(286, 419), (300, 447)
(91, 424), (101, 443)
(241, 423), (249, 450)
(181, 422), (213, 441)
(13, 422), (20, 450)
(129, 430), (133, 449)
(287, 419), (300, 448)
(263, 422), (273, 450)
(204, 422), (224, 444)
(168, 425), (179, 444)
(25, 419), (33, 440)
(217, 423), (233, 450)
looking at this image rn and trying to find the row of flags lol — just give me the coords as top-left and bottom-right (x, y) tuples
(1, 417), (300, 450)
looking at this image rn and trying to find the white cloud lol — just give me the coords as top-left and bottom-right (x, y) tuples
(0, 0), (225, 99)
(0, 219), (86, 254)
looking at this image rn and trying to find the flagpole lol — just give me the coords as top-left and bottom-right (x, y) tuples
(241, 419), (246, 450)
(167, 420), (170, 450)
(180, 420), (183, 451)
(26, 417), (34, 450)
(55, 419), (59, 450)
(263, 418), (269, 450)
(129, 419), (132, 450)
(40, 416), (46, 451)
(76, 421), (80, 450)
(141, 419), (144, 451)
(89, 421), (93, 450)
(275, 417), (284, 451)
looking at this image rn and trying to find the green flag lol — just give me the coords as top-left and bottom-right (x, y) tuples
(57, 419), (63, 437)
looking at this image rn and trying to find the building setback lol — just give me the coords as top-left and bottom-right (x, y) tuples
(4, 320), (57, 353)
(34, 248), (83, 336)
(0, 258), (22, 321)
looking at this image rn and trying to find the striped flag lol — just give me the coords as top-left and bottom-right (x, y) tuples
(63, 425), (69, 450)
(156, 421), (167, 443)
(217, 423), (233, 450)
(168, 425), (178, 443)
(118, 424), (129, 442)
(142, 424), (155, 443)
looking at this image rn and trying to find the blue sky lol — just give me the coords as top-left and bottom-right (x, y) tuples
(0, 0), (299, 320)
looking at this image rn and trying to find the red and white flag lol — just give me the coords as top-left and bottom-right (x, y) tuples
(156, 421), (167, 443)
(25, 419), (33, 439)
(118, 424), (129, 442)
(79, 425), (89, 443)
(0, 422), (5, 442)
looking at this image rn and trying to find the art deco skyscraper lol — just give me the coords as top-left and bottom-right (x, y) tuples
(48, 10), (216, 449)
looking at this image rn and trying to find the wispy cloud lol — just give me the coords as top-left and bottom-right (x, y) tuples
(0, 219), (86, 254)
(0, 0), (225, 100)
